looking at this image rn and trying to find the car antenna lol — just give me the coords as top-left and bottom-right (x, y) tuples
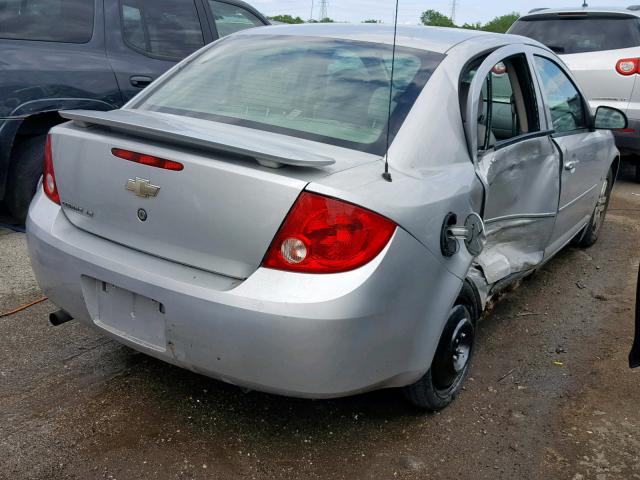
(382, 0), (400, 183)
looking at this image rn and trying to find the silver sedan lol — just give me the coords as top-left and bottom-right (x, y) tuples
(27, 24), (626, 411)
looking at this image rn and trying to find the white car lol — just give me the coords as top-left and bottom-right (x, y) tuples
(509, 6), (640, 181)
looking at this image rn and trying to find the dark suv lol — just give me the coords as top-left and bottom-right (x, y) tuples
(0, 0), (268, 222)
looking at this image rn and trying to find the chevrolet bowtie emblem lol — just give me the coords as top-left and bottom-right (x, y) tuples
(126, 177), (160, 198)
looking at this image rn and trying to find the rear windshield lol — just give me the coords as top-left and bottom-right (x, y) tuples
(0, 0), (94, 43)
(510, 15), (640, 54)
(135, 35), (444, 155)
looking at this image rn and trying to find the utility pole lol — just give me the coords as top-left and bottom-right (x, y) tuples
(319, 0), (328, 21)
(451, 0), (457, 23)
(309, 0), (314, 21)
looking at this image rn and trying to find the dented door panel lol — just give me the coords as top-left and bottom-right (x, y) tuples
(475, 135), (560, 284)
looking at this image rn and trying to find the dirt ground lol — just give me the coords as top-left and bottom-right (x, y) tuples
(1, 166), (639, 480)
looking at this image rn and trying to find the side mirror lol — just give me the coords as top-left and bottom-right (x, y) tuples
(594, 106), (628, 130)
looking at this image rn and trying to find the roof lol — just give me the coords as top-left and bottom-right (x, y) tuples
(521, 6), (640, 19)
(234, 24), (514, 54)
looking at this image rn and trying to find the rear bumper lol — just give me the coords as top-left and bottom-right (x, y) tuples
(614, 118), (640, 156)
(26, 190), (463, 398)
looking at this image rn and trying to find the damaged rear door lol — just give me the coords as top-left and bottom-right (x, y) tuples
(463, 45), (560, 285)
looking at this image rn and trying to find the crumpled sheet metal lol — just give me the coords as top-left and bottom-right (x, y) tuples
(476, 217), (551, 285)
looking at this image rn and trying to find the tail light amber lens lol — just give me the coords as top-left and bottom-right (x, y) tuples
(262, 192), (396, 274)
(43, 135), (60, 205)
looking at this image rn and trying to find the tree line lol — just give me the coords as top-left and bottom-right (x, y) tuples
(420, 10), (520, 33)
(268, 10), (520, 34)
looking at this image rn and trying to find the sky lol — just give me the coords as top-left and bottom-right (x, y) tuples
(250, 1), (631, 25)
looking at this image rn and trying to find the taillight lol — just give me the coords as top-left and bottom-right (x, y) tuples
(111, 148), (183, 171)
(616, 58), (640, 76)
(43, 135), (60, 205)
(262, 192), (396, 274)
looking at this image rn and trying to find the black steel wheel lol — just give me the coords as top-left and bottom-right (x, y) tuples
(431, 305), (475, 393)
(403, 283), (478, 411)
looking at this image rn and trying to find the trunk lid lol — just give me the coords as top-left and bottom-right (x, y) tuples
(51, 110), (378, 279)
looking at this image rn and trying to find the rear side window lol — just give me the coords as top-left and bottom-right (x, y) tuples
(461, 55), (540, 150)
(0, 0), (94, 43)
(482, 58), (539, 147)
(510, 16), (640, 54)
(208, 0), (264, 38)
(121, 0), (204, 60)
(135, 36), (444, 155)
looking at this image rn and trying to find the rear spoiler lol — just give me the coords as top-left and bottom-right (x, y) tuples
(523, 10), (637, 19)
(59, 109), (336, 169)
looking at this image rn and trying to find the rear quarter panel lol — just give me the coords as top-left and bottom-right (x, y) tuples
(308, 41), (488, 283)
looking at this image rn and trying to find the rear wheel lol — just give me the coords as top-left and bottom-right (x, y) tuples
(635, 163), (640, 183)
(5, 135), (46, 224)
(403, 284), (478, 411)
(577, 168), (613, 248)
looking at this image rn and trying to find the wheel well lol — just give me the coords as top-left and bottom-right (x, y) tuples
(459, 280), (483, 324)
(10, 111), (65, 160)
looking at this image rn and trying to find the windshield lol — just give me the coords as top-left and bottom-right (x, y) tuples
(510, 16), (640, 54)
(134, 35), (444, 155)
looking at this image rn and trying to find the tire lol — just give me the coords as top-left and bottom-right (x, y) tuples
(635, 163), (640, 183)
(5, 135), (46, 224)
(577, 168), (613, 248)
(403, 282), (479, 411)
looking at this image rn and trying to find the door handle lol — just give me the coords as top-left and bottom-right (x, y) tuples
(130, 75), (153, 88)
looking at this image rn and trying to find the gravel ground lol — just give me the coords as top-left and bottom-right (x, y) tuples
(1, 166), (639, 480)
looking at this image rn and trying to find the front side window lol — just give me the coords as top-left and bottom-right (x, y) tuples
(135, 36), (444, 155)
(121, 0), (204, 60)
(534, 56), (587, 133)
(208, 0), (264, 38)
(0, 0), (94, 43)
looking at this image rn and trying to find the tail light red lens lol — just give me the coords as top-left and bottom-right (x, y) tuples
(43, 135), (60, 205)
(111, 148), (184, 171)
(262, 192), (396, 274)
(616, 58), (640, 76)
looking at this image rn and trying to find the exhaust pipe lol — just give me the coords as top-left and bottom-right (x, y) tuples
(49, 309), (73, 326)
